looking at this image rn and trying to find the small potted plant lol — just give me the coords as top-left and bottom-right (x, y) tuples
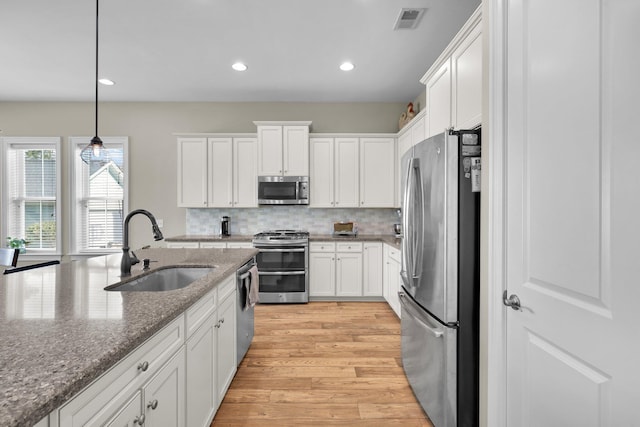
(6, 237), (28, 254)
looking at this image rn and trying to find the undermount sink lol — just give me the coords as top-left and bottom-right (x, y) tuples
(105, 267), (216, 292)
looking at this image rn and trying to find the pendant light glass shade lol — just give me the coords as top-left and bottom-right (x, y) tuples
(80, 0), (109, 166)
(80, 136), (109, 165)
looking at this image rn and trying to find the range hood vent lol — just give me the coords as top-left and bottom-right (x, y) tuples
(393, 8), (426, 30)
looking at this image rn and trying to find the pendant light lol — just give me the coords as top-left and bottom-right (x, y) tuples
(80, 0), (109, 165)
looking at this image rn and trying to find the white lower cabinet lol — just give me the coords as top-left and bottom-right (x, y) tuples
(310, 241), (384, 299)
(166, 241), (200, 249)
(199, 241), (227, 249)
(167, 241), (253, 249)
(226, 242), (253, 249)
(309, 244), (336, 297)
(383, 244), (401, 317)
(186, 312), (217, 427)
(142, 348), (185, 426)
(105, 390), (143, 427)
(185, 277), (237, 427)
(362, 243), (383, 297)
(216, 291), (237, 402)
(336, 245), (363, 297)
(54, 273), (239, 427)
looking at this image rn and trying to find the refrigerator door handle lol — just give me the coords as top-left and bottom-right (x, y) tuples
(399, 292), (444, 338)
(401, 157), (415, 286)
(412, 160), (424, 282)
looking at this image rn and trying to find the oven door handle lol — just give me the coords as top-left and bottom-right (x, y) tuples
(257, 248), (306, 253)
(258, 271), (306, 276)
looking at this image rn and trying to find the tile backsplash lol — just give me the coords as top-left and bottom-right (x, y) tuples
(187, 207), (400, 236)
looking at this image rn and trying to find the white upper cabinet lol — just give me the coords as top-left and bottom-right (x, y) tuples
(177, 136), (257, 208)
(334, 138), (359, 208)
(208, 138), (234, 207)
(451, 15), (482, 129)
(421, 6), (482, 137)
(256, 125), (283, 175)
(359, 137), (395, 207)
(309, 138), (335, 207)
(283, 126), (310, 176)
(255, 122), (311, 176)
(425, 59), (452, 139)
(411, 115), (426, 145)
(178, 137), (208, 207)
(233, 138), (258, 207)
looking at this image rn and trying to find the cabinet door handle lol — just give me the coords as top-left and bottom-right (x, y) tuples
(134, 414), (146, 425)
(137, 361), (149, 372)
(147, 399), (158, 410)
(220, 317), (225, 324)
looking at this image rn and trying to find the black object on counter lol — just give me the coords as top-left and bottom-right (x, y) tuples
(221, 216), (230, 236)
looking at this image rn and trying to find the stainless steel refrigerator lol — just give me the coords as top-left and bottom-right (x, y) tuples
(400, 129), (480, 427)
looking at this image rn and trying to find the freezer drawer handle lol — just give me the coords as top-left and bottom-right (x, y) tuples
(398, 292), (443, 338)
(502, 290), (521, 311)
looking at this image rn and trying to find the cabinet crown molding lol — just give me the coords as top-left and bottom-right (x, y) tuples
(419, 5), (482, 85)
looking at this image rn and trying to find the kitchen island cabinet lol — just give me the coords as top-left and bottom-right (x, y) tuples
(0, 247), (256, 427)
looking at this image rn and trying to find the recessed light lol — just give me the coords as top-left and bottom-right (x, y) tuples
(339, 62), (355, 71)
(232, 62), (248, 71)
(98, 78), (115, 85)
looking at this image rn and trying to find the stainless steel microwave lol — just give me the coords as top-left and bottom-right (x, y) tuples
(258, 176), (309, 205)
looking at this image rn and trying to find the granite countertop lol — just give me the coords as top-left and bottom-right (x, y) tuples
(309, 234), (402, 249)
(166, 234), (402, 249)
(0, 247), (257, 427)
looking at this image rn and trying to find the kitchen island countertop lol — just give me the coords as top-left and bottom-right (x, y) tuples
(0, 247), (257, 427)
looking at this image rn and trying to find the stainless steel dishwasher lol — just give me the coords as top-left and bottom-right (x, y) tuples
(236, 257), (256, 365)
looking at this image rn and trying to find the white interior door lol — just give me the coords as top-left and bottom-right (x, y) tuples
(501, 0), (640, 425)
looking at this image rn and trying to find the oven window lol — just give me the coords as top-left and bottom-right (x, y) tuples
(259, 182), (297, 200)
(256, 249), (306, 270)
(258, 273), (306, 293)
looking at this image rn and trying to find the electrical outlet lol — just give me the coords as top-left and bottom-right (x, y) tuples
(157, 219), (164, 228)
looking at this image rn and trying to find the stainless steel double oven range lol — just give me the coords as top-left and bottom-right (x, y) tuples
(252, 230), (309, 303)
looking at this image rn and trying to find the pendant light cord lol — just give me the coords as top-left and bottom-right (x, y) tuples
(94, 0), (99, 139)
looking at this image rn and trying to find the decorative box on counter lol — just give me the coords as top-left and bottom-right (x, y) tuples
(333, 222), (358, 237)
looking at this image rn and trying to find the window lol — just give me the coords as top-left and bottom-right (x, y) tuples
(1, 137), (62, 254)
(70, 137), (128, 254)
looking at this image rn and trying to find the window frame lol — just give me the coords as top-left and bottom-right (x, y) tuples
(69, 136), (129, 256)
(1, 136), (62, 258)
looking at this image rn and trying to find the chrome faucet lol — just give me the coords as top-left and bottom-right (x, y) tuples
(121, 209), (164, 275)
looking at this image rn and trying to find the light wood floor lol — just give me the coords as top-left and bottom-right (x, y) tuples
(211, 301), (433, 426)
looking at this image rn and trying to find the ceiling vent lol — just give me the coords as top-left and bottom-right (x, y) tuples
(393, 8), (427, 30)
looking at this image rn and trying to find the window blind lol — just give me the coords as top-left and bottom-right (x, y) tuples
(4, 141), (59, 251)
(71, 137), (128, 253)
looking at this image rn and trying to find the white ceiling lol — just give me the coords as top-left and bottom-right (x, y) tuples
(0, 0), (480, 103)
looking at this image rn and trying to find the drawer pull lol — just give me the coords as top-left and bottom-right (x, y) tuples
(137, 361), (149, 372)
(147, 399), (158, 410)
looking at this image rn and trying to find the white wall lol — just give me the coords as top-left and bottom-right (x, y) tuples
(0, 101), (404, 255)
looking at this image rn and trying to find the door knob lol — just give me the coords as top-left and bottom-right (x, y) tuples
(502, 290), (521, 311)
